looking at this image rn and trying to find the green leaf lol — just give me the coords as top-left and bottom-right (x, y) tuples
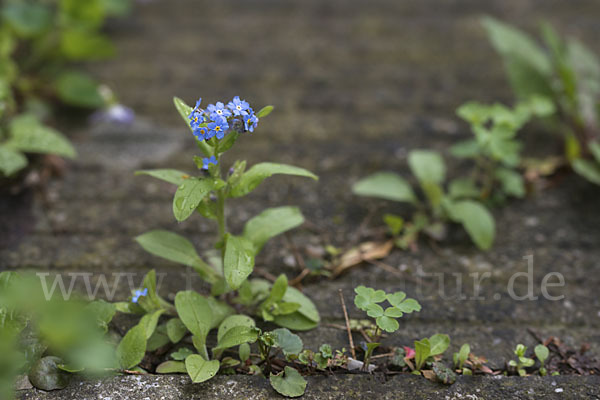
(239, 343), (251, 362)
(590, 142), (600, 164)
(375, 316), (399, 333)
(156, 361), (187, 374)
(116, 324), (147, 369)
(352, 172), (416, 203)
(217, 315), (256, 343)
(54, 71), (103, 108)
(2, 3), (51, 37)
(28, 356), (70, 391)
(428, 334), (450, 357)
(268, 274), (288, 304)
(174, 291), (212, 340)
(6, 114), (75, 158)
(135, 169), (190, 186)
(354, 286), (387, 310)
(458, 344), (470, 368)
(270, 366), (307, 398)
(366, 304), (384, 318)
(573, 158), (600, 185)
(408, 150), (446, 185)
(394, 298), (421, 314)
(449, 139), (480, 159)
(0, 145), (26, 176)
(495, 167), (525, 198)
(213, 326), (258, 351)
(86, 300), (116, 332)
(535, 344), (549, 363)
(224, 236), (255, 290)
(448, 178), (480, 199)
(135, 230), (219, 283)
(272, 286), (319, 330)
(482, 17), (554, 99)
(256, 105), (274, 118)
(446, 200), (495, 250)
(386, 292), (406, 307)
(383, 307), (404, 318)
(207, 297), (235, 329)
(60, 30), (115, 60)
(170, 348), (194, 361)
(173, 178), (215, 222)
(273, 328), (303, 356)
(414, 339), (431, 370)
(185, 355), (220, 383)
(173, 97), (211, 157)
(243, 206), (305, 253)
(166, 318), (188, 343)
(139, 309), (164, 340)
(147, 331), (170, 352)
(230, 162), (318, 198)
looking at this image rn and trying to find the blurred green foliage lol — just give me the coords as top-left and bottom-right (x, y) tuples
(0, 0), (131, 177)
(483, 17), (600, 185)
(0, 271), (117, 398)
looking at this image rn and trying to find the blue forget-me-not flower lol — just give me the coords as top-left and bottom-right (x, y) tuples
(202, 156), (218, 170)
(207, 102), (232, 120)
(243, 108), (259, 132)
(132, 288), (148, 303)
(207, 117), (229, 140)
(227, 96), (250, 116)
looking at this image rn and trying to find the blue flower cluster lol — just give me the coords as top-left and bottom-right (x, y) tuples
(132, 288), (148, 303)
(189, 96), (259, 142)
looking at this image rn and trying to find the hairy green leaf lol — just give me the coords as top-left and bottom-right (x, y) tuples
(230, 162), (318, 198)
(116, 324), (146, 369)
(224, 236), (255, 290)
(7, 114), (75, 158)
(173, 178), (215, 222)
(135, 169), (190, 186)
(174, 291), (212, 340)
(243, 206), (304, 252)
(185, 355), (219, 383)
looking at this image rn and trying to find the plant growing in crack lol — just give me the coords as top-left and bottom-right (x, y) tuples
(112, 95), (321, 395)
(353, 286), (421, 368)
(508, 344), (535, 376)
(134, 95), (319, 330)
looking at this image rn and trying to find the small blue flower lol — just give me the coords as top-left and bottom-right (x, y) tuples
(132, 288), (148, 303)
(189, 111), (205, 128)
(207, 117), (229, 140)
(192, 98), (202, 112)
(243, 108), (259, 132)
(207, 102), (232, 120)
(193, 125), (209, 141)
(202, 156), (218, 170)
(227, 96), (250, 116)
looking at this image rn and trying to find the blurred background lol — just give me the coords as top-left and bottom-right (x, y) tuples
(2, 2), (600, 393)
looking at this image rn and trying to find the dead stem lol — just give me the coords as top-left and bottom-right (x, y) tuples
(338, 289), (356, 359)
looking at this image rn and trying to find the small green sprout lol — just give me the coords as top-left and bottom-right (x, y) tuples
(453, 343), (471, 374)
(534, 344), (550, 376)
(508, 344), (535, 376)
(413, 334), (450, 372)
